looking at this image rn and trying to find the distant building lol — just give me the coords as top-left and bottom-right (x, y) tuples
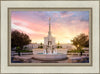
(23, 43), (39, 50)
(56, 43), (76, 50)
(24, 43), (76, 50)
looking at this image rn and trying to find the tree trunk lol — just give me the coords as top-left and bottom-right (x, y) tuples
(18, 46), (23, 56)
(18, 51), (21, 56)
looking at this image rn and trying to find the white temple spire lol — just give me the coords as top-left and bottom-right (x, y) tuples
(48, 17), (51, 36)
(49, 17), (51, 33)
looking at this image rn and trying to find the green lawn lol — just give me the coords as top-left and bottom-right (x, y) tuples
(68, 49), (85, 53)
(16, 50), (32, 53)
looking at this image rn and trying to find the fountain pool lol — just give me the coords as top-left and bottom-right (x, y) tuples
(33, 53), (67, 61)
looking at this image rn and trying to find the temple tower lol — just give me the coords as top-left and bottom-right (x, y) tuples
(44, 17), (55, 54)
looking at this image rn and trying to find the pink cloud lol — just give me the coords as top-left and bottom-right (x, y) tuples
(60, 13), (73, 18)
(11, 11), (89, 43)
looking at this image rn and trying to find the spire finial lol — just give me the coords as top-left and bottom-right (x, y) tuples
(49, 17), (51, 33)
(48, 17), (51, 36)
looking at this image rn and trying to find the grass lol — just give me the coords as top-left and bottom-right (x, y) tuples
(68, 49), (85, 53)
(16, 50), (32, 53)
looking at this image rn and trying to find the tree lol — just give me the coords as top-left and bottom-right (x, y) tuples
(38, 43), (43, 48)
(57, 41), (62, 48)
(11, 30), (31, 56)
(71, 33), (89, 50)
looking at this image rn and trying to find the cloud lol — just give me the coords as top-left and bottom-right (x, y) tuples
(60, 11), (73, 18)
(12, 23), (36, 34)
(61, 13), (73, 18)
(12, 23), (47, 36)
(11, 11), (89, 43)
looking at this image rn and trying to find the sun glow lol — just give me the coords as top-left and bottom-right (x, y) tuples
(31, 39), (72, 44)
(67, 40), (72, 44)
(11, 11), (89, 44)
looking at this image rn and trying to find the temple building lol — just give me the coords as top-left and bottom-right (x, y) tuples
(44, 18), (55, 52)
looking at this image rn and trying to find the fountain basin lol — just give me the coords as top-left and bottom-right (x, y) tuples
(33, 53), (67, 61)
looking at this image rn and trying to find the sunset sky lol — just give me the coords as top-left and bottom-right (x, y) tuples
(11, 11), (89, 44)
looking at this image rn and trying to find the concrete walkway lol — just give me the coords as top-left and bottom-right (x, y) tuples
(12, 54), (89, 63)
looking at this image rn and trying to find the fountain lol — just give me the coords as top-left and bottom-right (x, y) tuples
(33, 18), (67, 61)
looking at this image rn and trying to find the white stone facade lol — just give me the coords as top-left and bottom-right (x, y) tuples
(44, 36), (55, 45)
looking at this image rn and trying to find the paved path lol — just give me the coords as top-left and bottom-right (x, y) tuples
(12, 55), (89, 63)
